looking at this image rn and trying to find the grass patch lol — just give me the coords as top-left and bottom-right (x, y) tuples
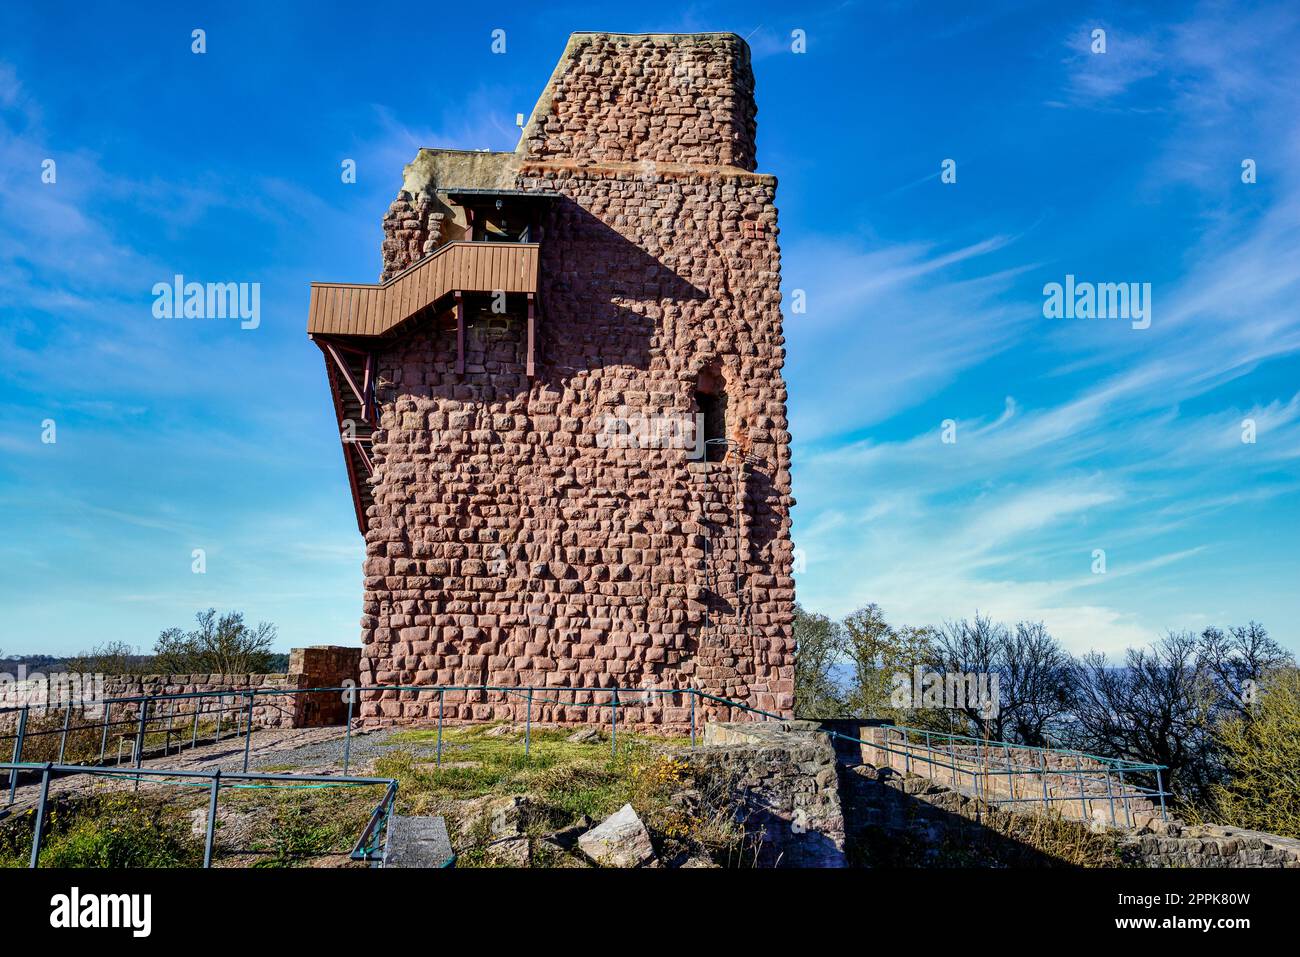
(217, 781), (383, 868)
(372, 722), (748, 867)
(0, 792), (203, 868)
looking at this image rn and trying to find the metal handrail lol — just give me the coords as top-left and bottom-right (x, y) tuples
(3, 682), (1170, 830)
(0, 760), (397, 869)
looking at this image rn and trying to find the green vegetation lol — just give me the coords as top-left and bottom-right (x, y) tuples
(0, 775), (385, 869)
(1210, 668), (1300, 839)
(373, 722), (749, 866)
(795, 601), (1297, 820)
(236, 787), (378, 868)
(0, 793), (202, 868)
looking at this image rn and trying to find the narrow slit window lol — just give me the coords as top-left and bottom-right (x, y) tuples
(695, 385), (727, 462)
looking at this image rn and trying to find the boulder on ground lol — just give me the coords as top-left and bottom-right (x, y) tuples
(577, 803), (657, 868)
(454, 794), (530, 843)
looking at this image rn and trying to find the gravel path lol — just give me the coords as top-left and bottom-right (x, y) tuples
(1, 726), (381, 812)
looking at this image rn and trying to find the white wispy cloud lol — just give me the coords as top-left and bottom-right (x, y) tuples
(791, 2), (1300, 652)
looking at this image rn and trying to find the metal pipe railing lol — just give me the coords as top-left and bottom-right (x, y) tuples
(0, 759), (397, 869)
(3, 682), (1171, 828)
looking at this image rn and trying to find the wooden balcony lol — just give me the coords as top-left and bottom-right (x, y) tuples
(308, 239), (542, 534)
(307, 240), (540, 336)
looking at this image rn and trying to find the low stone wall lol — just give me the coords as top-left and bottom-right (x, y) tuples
(102, 673), (299, 728)
(288, 646), (363, 727)
(829, 721), (1162, 829)
(0, 645), (361, 733)
(842, 762), (1300, 868)
(1125, 821), (1300, 868)
(689, 720), (846, 867)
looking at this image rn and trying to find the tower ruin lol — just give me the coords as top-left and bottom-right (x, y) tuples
(307, 32), (795, 724)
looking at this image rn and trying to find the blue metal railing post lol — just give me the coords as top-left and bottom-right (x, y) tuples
(1038, 749), (1049, 812)
(1117, 768), (1132, 827)
(525, 690), (533, 758)
(343, 690), (355, 774)
(241, 692), (254, 773)
(1104, 768), (1117, 826)
(8, 706), (28, 804)
(203, 770), (221, 868)
(133, 699), (149, 790)
(689, 691), (696, 747)
(1156, 768), (1167, 822)
(99, 702), (110, 764)
(1074, 754), (1088, 822)
(611, 688), (619, 758)
(28, 763), (53, 868)
(163, 699), (175, 755)
(57, 706), (72, 764)
(997, 743), (1010, 805)
(191, 696), (200, 750)
(436, 689), (444, 767)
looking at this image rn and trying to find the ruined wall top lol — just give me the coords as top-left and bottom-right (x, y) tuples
(518, 32), (758, 171)
(399, 32), (763, 206)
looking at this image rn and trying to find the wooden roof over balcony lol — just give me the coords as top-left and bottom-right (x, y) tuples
(307, 240), (540, 338)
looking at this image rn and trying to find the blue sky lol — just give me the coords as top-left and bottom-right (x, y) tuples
(1, 1), (1296, 657)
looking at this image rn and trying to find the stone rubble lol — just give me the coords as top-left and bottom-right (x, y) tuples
(577, 803), (658, 868)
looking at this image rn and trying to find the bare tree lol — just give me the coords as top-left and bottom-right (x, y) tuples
(929, 615), (1074, 745)
(66, 640), (142, 675)
(1068, 631), (1219, 804)
(1197, 622), (1292, 721)
(153, 609), (278, 675)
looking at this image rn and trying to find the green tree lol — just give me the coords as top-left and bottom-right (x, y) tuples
(153, 609), (278, 675)
(793, 603), (846, 717)
(1211, 668), (1300, 838)
(841, 603), (936, 722)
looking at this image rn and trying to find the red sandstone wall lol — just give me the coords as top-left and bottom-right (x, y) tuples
(357, 34), (793, 725)
(524, 33), (758, 170)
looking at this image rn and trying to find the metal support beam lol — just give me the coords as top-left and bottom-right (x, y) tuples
(29, 764), (52, 868)
(362, 352), (376, 421)
(322, 340), (370, 421)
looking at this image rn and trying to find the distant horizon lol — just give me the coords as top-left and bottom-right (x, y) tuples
(2, 1), (1297, 658)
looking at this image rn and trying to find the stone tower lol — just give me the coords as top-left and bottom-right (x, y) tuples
(307, 32), (794, 725)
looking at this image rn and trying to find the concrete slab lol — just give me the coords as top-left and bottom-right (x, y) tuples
(383, 815), (455, 868)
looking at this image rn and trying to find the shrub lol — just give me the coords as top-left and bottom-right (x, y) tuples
(1211, 668), (1300, 838)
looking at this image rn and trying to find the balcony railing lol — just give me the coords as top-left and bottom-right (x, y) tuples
(307, 240), (540, 337)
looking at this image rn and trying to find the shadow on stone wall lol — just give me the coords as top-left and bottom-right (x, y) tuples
(537, 199), (707, 379)
(838, 763), (1087, 868)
